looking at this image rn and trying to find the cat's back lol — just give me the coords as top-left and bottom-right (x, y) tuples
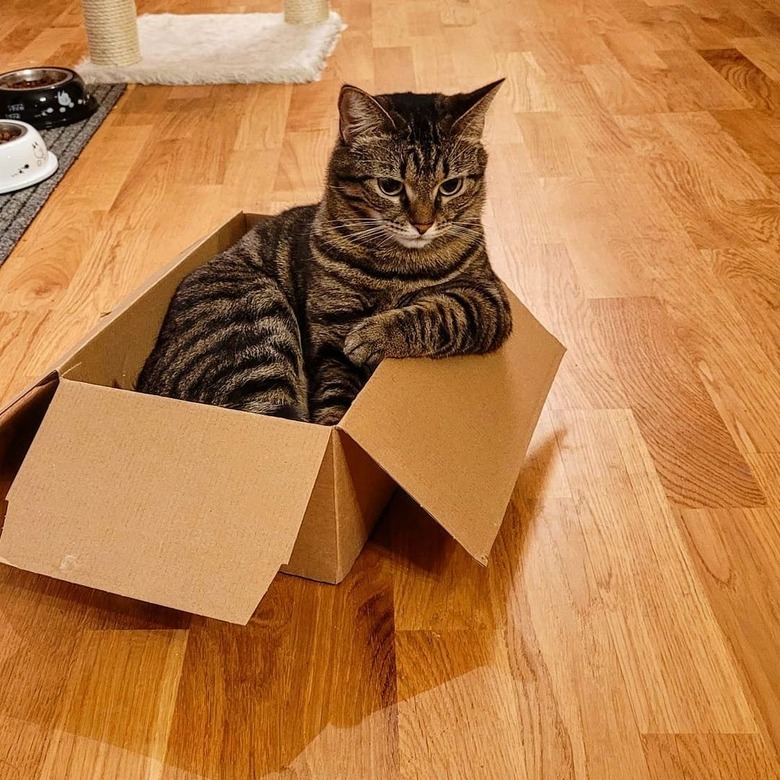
(136, 205), (318, 402)
(182, 205), (317, 287)
(150, 206), (316, 328)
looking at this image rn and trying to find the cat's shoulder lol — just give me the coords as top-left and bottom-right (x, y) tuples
(247, 203), (319, 238)
(174, 204), (321, 293)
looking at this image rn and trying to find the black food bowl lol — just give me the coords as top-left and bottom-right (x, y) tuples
(0, 67), (98, 130)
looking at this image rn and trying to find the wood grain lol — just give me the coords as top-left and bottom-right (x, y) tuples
(592, 297), (764, 508)
(554, 408), (757, 734)
(396, 630), (526, 779)
(1, 0), (780, 776)
(678, 506), (780, 758)
(712, 108), (780, 176)
(163, 546), (397, 778)
(700, 47), (780, 112)
(736, 36), (780, 81)
(39, 628), (186, 779)
(643, 734), (780, 780)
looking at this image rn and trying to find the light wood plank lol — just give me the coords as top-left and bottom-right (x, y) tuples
(679, 506), (780, 757)
(643, 734), (780, 780)
(592, 296), (765, 507)
(555, 408), (758, 733)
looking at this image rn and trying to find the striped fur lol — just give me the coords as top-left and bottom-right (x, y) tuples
(137, 81), (513, 425)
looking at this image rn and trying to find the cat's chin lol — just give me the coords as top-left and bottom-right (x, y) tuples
(393, 235), (436, 250)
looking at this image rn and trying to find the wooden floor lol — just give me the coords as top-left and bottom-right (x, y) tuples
(2, 0), (780, 777)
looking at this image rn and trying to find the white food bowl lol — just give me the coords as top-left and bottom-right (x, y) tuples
(0, 119), (58, 195)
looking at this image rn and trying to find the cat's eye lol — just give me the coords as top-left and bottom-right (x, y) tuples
(377, 178), (404, 196)
(439, 178), (464, 196)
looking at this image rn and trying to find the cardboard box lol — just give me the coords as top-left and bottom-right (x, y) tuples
(0, 213), (565, 624)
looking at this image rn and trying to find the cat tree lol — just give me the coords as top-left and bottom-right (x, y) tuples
(80, 0), (331, 68)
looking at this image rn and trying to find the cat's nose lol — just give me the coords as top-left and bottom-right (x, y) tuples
(412, 222), (433, 235)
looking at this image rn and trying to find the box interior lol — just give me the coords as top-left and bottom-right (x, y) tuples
(0, 375), (58, 534)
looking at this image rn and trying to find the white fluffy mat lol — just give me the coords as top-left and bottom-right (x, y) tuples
(77, 12), (346, 85)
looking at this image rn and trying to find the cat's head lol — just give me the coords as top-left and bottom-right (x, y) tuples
(326, 81), (503, 251)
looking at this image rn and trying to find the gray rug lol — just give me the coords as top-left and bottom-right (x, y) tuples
(0, 83), (127, 267)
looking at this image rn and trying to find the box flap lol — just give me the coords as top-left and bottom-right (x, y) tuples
(337, 289), (564, 564)
(0, 379), (331, 624)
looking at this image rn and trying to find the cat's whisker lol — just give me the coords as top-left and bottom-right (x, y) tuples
(452, 226), (483, 235)
(448, 226), (486, 243)
(375, 231), (398, 246)
(320, 216), (382, 222)
(320, 222), (382, 229)
(451, 221), (485, 232)
(320, 220), (386, 230)
(343, 226), (392, 244)
(448, 224), (482, 234)
(348, 224), (385, 231)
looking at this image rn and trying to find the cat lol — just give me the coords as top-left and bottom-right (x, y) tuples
(136, 80), (513, 425)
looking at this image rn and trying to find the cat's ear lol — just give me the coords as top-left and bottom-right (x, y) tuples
(338, 85), (396, 144)
(451, 79), (504, 140)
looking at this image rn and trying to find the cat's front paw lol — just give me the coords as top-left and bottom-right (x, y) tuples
(344, 321), (386, 369)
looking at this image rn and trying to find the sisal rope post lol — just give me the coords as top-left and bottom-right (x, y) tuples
(284, 0), (329, 25)
(81, 0), (141, 67)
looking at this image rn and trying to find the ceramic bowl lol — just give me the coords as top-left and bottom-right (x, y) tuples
(0, 67), (98, 130)
(0, 120), (58, 195)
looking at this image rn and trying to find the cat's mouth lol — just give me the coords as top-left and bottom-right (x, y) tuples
(390, 224), (441, 250)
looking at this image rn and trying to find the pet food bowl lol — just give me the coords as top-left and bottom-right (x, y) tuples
(0, 67), (98, 130)
(0, 120), (58, 195)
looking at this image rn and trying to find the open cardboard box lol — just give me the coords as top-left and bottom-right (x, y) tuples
(0, 213), (565, 624)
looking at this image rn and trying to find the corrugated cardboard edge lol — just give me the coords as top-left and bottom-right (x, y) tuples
(0, 372), (61, 564)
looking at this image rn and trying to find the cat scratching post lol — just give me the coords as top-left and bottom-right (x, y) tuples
(76, 0), (343, 84)
(80, 0), (329, 52)
(285, 0), (330, 24)
(81, 0), (141, 67)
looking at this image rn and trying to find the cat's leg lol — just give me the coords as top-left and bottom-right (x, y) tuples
(309, 343), (368, 425)
(343, 279), (512, 369)
(139, 279), (308, 421)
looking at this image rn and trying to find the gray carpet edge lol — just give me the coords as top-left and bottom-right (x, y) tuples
(0, 83), (127, 268)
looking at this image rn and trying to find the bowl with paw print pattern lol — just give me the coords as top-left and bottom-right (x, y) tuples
(0, 120), (58, 195)
(0, 67), (98, 130)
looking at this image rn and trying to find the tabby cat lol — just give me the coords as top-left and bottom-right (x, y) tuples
(137, 81), (513, 425)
